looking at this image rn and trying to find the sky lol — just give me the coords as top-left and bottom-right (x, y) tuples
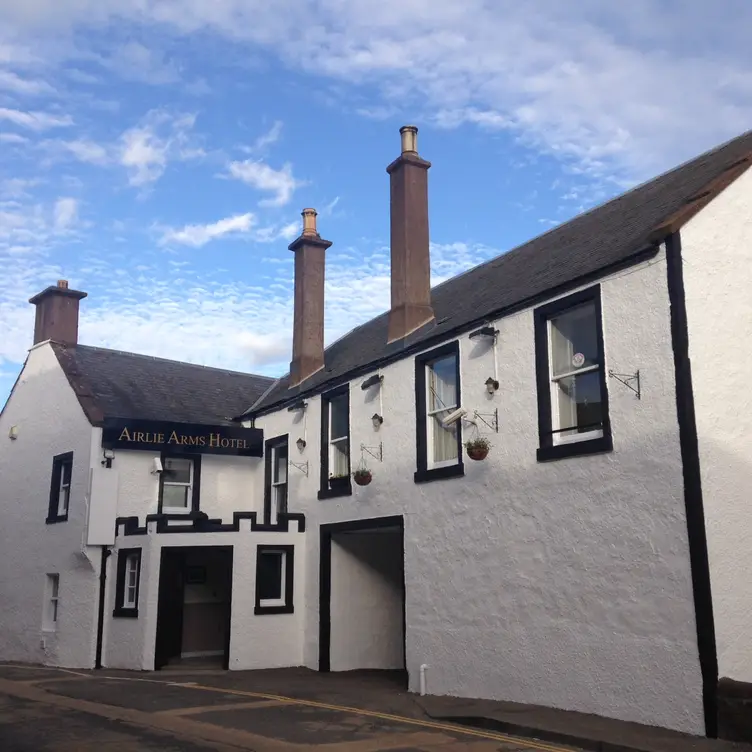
(1, 1), (751, 404)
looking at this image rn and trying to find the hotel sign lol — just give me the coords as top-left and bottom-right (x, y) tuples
(102, 418), (263, 457)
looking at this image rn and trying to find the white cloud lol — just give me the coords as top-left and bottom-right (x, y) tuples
(0, 107), (72, 131)
(101, 41), (180, 85)
(0, 69), (54, 96)
(226, 159), (302, 207)
(245, 120), (283, 154)
(0, 132), (29, 144)
(160, 212), (255, 247)
(0, 178), (41, 199)
(53, 197), (78, 231)
(58, 138), (110, 165)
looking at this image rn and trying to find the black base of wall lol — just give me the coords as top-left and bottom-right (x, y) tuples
(717, 678), (752, 743)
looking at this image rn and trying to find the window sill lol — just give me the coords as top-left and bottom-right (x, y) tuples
(112, 607), (139, 619)
(317, 484), (352, 500)
(45, 514), (69, 524)
(254, 603), (294, 616)
(537, 434), (613, 462)
(414, 462), (465, 484)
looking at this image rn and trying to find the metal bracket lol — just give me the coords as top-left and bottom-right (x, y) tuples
(608, 369), (641, 399)
(473, 408), (499, 433)
(360, 443), (383, 462)
(289, 461), (309, 476)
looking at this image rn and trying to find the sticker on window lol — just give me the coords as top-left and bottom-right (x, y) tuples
(572, 352), (585, 368)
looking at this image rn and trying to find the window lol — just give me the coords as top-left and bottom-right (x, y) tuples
(415, 341), (464, 483)
(46, 452), (73, 523)
(264, 435), (289, 524)
(114, 548), (141, 617)
(534, 285), (612, 462)
(43, 574), (59, 631)
(158, 455), (201, 513)
(318, 386), (351, 499)
(255, 545), (294, 615)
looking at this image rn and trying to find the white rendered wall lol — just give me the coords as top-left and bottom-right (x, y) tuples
(257, 252), (704, 734)
(0, 343), (99, 667)
(329, 530), (404, 671)
(680, 166), (752, 685)
(103, 527), (305, 671)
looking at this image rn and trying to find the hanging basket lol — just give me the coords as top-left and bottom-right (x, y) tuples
(353, 469), (373, 486)
(465, 437), (491, 461)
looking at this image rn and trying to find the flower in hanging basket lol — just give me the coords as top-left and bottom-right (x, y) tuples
(353, 468), (373, 486)
(465, 436), (491, 461)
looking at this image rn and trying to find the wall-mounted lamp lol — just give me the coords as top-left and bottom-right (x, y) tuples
(102, 448), (115, 468)
(296, 437), (307, 452)
(371, 413), (384, 430)
(361, 374), (383, 390)
(485, 377), (500, 395)
(287, 400), (308, 413)
(8, 425), (18, 440)
(469, 325), (499, 340)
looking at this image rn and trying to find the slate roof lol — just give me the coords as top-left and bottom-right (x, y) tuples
(51, 343), (274, 426)
(245, 129), (752, 417)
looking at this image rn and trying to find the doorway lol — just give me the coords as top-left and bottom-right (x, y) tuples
(319, 516), (406, 681)
(155, 546), (233, 670)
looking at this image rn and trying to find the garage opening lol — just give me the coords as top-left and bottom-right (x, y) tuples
(319, 516), (405, 683)
(155, 546), (233, 670)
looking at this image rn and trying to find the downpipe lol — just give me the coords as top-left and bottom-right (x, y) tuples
(419, 664), (428, 696)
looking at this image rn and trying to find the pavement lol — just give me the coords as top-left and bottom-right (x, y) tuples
(0, 663), (748, 752)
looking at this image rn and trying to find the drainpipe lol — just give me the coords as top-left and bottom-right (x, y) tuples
(95, 546), (111, 669)
(419, 664), (428, 696)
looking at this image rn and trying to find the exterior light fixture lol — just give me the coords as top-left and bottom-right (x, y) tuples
(361, 374), (383, 390)
(287, 400), (308, 412)
(372, 413), (384, 429)
(485, 377), (499, 394)
(102, 448), (115, 468)
(8, 425), (18, 440)
(296, 437), (307, 452)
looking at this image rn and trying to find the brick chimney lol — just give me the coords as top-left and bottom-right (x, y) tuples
(386, 125), (434, 343)
(288, 209), (332, 387)
(28, 279), (87, 346)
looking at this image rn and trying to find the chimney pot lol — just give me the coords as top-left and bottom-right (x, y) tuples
(57, 279), (69, 289)
(301, 208), (318, 237)
(400, 125), (419, 154)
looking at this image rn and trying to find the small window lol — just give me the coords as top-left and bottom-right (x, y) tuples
(415, 341), (464, 483)
(318, 387), (352, 499)
(46, 452), (73, 523)
(255, 545), (294, 615)
(535, 285), (612, 461)
(43, 574), (59, 630)
(159, 456), (200, 513)
(114, 548), (141, 618)
(264, 435), (288, 524)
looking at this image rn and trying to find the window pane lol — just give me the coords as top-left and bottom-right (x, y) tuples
(164, 458), (191, 483)
(61, 461), (72, 485)
(330, 395), (348, 439)
(162, 484), (189, 508)
(555, 370), (604, 436)
(274, 484), (288, 515)
(428, 356), (457, 412)
(49, 575), (59, 598)
(331, 440), (349, 476)
(273, 444), (288, 484)
(58, 488), (69, 515)
(432, 417), (458, 463)
(550, 302), (598, 377)
(258, 552), (284, 601)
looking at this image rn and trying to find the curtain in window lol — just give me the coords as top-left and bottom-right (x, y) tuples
(429, 357), (458, 463)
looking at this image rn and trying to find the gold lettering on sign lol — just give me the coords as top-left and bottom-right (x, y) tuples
(168, 431), (180, 445)
(209, 433), (221, 448)
(118, 427), (131, 442)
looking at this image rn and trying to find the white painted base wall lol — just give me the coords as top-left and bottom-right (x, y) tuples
(330, 531), (404, 671)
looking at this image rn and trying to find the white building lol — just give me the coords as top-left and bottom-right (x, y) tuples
(1, 126), (751, 744)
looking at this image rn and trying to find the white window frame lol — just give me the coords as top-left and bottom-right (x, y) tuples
(425, 353), (460, 469)
(43, 574), (59, 631)
(547, 302), (604, 447)
(123, 553), (140, 609)
(328, 395), (349, 478)
(270, 442), (288, 523)
(258, 550), (287, 608)
(57, 459), (72, 517)
(161, 457), (194, 513)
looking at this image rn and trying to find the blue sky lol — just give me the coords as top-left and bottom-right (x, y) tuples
(1, 1), (751, 405)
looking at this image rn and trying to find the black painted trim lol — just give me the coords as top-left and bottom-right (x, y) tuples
(665, 231), (718, 738)
(247, 246), (659, 419)
(254, 544), (295, 615)
(95, 547), (111, 668)
(533, 284), (613, 462)
(46, 451), (73, 523)
(115, 510), (306, 537)
(263, 434), (289, 524)
(319, 515), (405, 672)
(158, 452), (201, 514)
(318, 384), (352, 499)
(414, 340), (464, 483)
(113, 547), (141, 618)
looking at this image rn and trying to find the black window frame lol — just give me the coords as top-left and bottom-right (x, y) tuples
(264, 434), (289, 524)
(414, 340), (465, 483)
(158, 452), (201, 514)
(113, 548), (142, 618)
(534, 284), (613, 462)
(254, 544), (295, 615)
(46, 451), (73, 524)
(318, 385), (352, 500)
